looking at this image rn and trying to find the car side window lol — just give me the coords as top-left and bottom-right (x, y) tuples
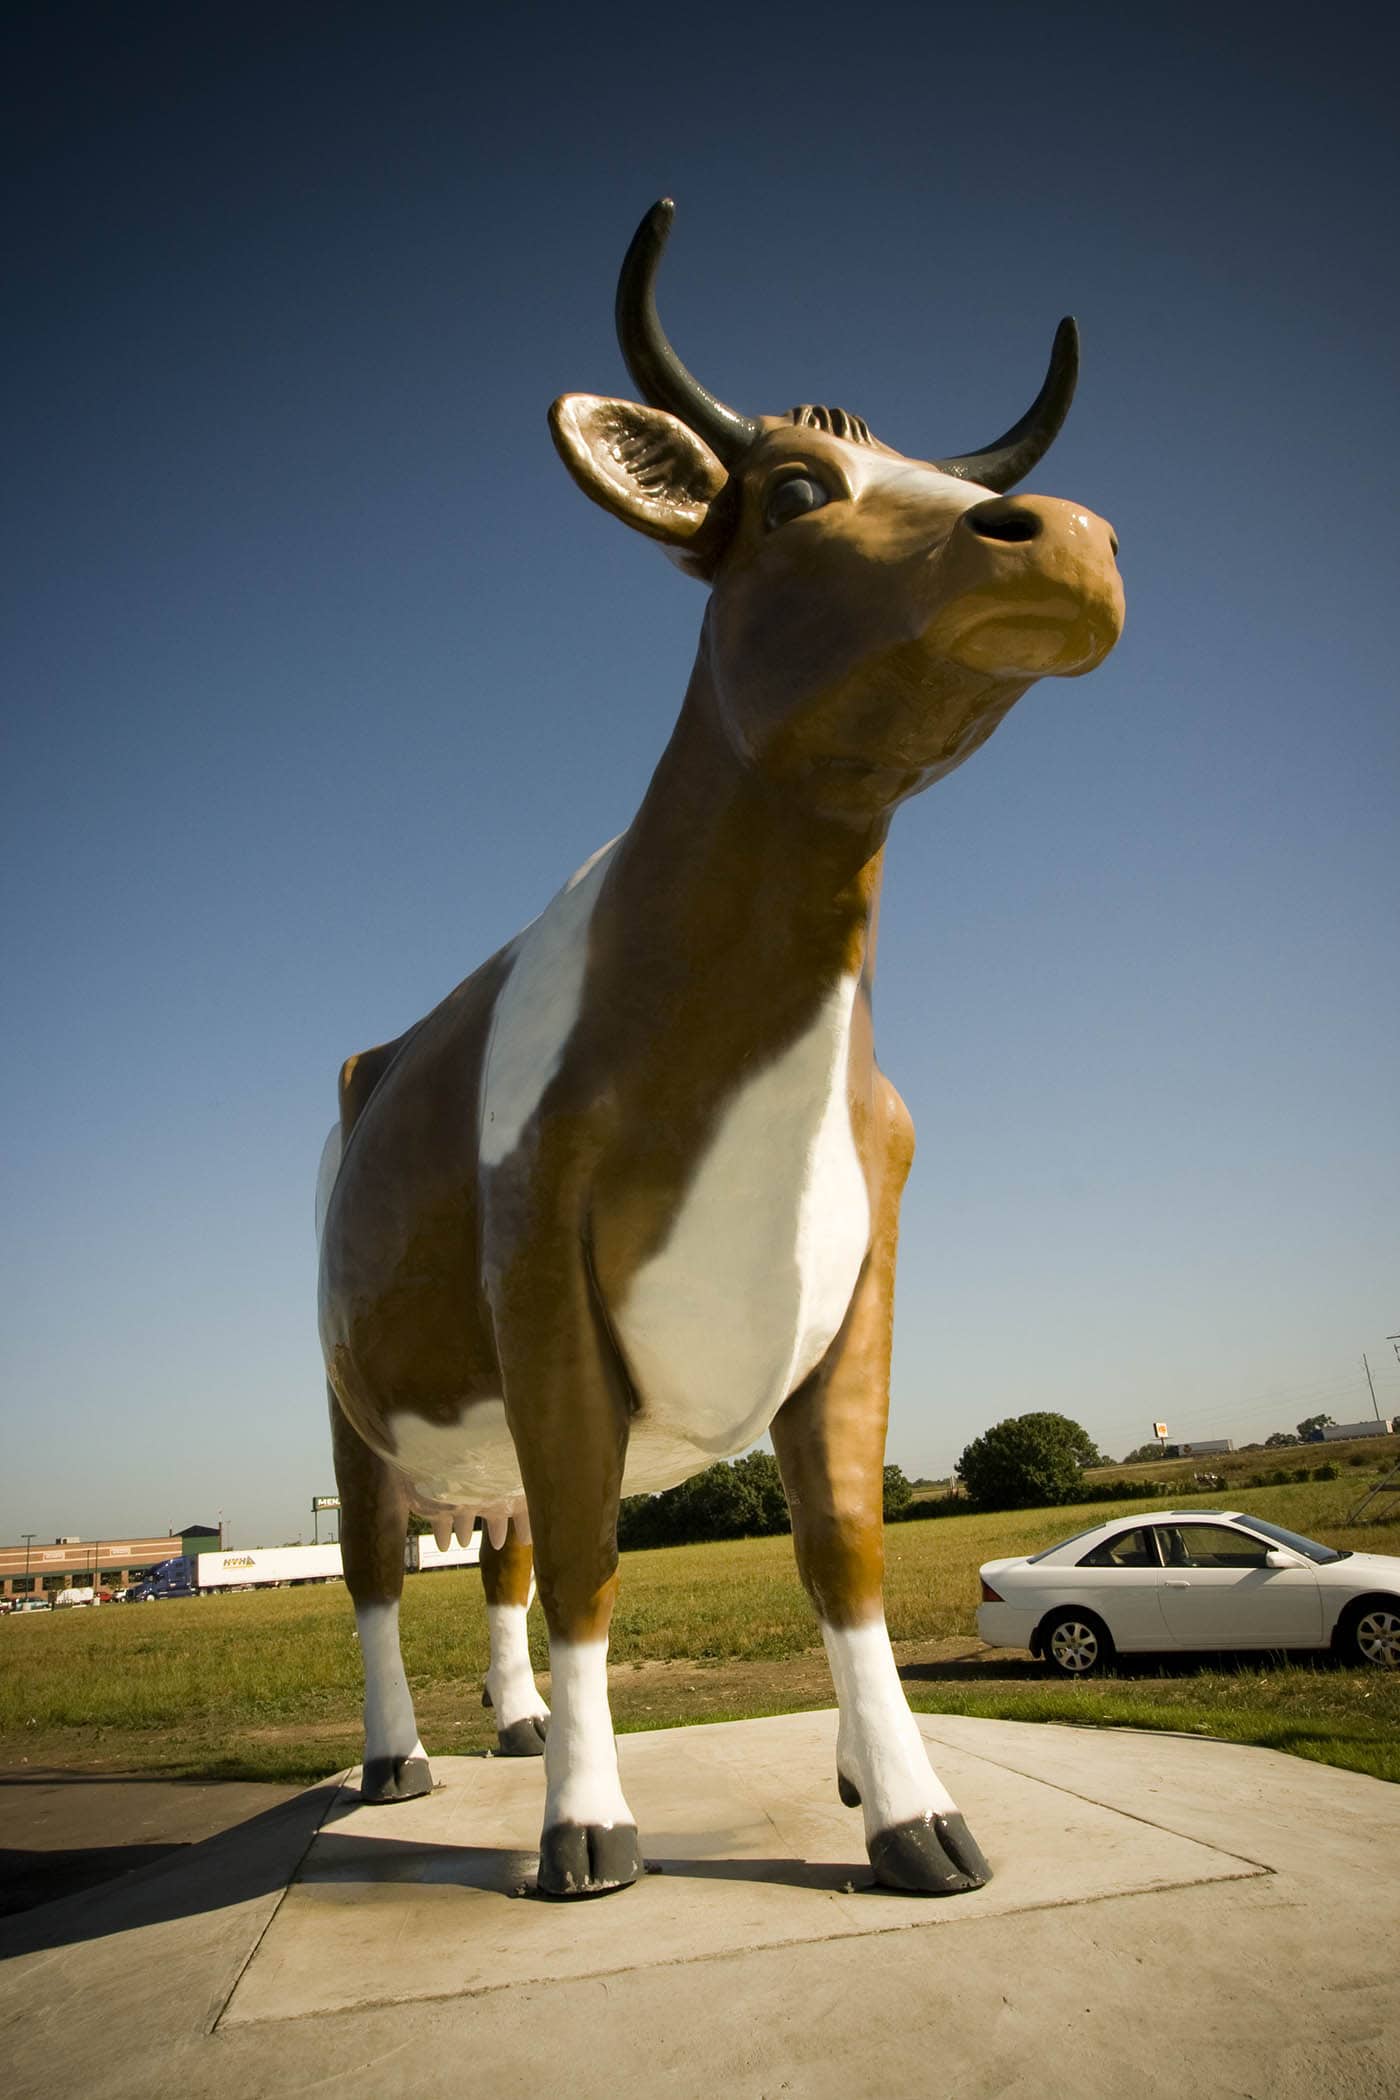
(1077, 1527), (1161, 1569)
(1165, 1524), (1270, 1570)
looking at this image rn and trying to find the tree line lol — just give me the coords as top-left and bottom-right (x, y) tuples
(616, 1452), (914, 1550)
(414, 1409), (1368, 1553)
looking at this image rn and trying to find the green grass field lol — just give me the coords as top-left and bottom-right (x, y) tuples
(2, 1474), (1397, 1787)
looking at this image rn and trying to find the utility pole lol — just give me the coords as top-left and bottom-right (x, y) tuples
(1363, 1352), (1381, 1424)
(21, 1534), (34, 1579)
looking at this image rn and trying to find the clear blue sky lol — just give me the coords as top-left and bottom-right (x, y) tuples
(4, 3), (1396, 1549)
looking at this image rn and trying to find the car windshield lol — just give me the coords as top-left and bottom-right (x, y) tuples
(1028, 1525), (1115, 1564)
(1232, 1515), (1348, 1565)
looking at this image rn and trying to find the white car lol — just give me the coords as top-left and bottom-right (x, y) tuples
(978, 1510), (1400, 1677)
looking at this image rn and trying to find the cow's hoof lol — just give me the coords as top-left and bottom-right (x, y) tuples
(497, 1715), (549, 1757)
(537, 1821), (641, 1898)
(868, 1813), (991, 1896)
(360, 1754), (433, 1804)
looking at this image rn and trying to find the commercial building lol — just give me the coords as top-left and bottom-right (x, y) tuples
(0, 1523), (220, 1599)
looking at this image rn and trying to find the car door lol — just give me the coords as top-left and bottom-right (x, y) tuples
(1070, 1526), (1173, 1650)
(1151, 1523), (1322, 1649)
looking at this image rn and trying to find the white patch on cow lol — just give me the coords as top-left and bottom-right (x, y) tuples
(544, 1638), (633, 1833)
(385, 967), (866, 1509)
(355, 1599), (425, 1766)
(479, 837), (620, 1168)
(822, 1618), (957, 1834)
(314, 1122), (341, 1246)
(486, 1602), (550, 1731)
(613, 972), (870, 1460)
(621, 1428), (731, 1498)
(849, 447), (994, 512)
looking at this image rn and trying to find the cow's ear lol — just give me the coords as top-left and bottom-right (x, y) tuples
(549, 395), (728, 549)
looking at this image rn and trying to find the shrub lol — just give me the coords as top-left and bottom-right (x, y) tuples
(891, 1494), (966, 1521)
(1313, 1462), (1340, 1481)
(1077, 1476), (1172, 1503)
(882, 1465), (914, 1520)
(955, 1412), (1098, 1511)
(618, 1451), (790, 1550)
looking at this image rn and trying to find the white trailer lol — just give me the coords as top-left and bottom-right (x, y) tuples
(405, 1532), (482, 1572)
(1321, 1419), (1395, 1441)
(196, 1543), (345, 1590)
(188, 1534), (481, 1593)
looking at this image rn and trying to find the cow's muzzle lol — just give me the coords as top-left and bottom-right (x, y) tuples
(929, 494), (1125, 678)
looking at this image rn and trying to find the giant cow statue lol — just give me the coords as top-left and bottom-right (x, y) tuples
(317, 200), (1124, 1899)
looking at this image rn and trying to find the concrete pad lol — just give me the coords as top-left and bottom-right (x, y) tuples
(222, 1711), (1263, 2024)
(3, 1713), (1398, 2100)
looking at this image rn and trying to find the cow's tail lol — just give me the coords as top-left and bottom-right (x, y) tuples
(314, 1122), (342, 1248)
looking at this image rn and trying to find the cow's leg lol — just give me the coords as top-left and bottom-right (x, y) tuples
(492, 1235), (640, 1899)
(480, 1522), (549, 1756)
(771, 1101), (991, 1896)
(330, 1386), (431, 1803)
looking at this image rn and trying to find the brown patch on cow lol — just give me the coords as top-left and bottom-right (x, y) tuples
(320, 947), (514, 1445)
(480, 1527), (535, 1610)
(328, 1383), (410, 1607)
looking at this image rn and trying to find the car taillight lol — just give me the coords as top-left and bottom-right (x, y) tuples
(980, 1579), (1004, 1604)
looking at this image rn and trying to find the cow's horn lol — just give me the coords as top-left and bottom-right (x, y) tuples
(616, 199), (761, 466)
(934, 317), (1079, 491)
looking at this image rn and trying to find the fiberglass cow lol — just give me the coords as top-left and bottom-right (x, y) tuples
(317, 199), (1124, 1899)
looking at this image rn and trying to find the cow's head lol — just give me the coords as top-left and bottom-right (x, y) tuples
(551, 201), (1124, 818)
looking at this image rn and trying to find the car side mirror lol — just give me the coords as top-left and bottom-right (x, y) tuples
(1265, 1547), (1303, 1569)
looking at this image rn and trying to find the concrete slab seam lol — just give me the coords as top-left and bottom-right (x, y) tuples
(917, 1727), (1279, 1874)
(208, 1771), (351, 2037)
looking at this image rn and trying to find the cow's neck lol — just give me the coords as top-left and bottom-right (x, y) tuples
(603, 649), (889, 1043)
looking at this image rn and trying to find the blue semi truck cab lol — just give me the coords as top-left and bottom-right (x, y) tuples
(128, 1555), (197, 1601)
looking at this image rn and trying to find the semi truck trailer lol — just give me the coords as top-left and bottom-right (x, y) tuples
(198, 1543), (345, 1589)
(404, 1533), (482, 1573)
(127, 1531), (481, 1599)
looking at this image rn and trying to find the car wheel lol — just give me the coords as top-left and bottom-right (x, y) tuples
(1042, 1609), (1114, 1679)
(1339, 1599), (1400, 1669)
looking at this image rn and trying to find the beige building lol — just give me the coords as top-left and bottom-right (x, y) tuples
(0, 1523), (219, 1599)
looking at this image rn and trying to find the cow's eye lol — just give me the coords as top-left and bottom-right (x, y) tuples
(764, 475), (829, 530)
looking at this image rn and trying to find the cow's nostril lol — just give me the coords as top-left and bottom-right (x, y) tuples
(963, 498), (1043, 544)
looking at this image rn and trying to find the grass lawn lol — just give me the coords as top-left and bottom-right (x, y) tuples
(2, 1476), (1397, 1786)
